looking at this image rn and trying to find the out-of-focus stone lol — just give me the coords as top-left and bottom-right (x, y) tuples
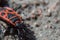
(30, 14), (38, 20)
(37, 8), (42, 16)
(47, 20), (51, 23)
(45, 12), (52, 17)
(31, 10), (35, 14)
(41, 0), (48, 6)
(35, 24), (40, 27)
(26, 17), (31, 21)
(32, 1), (40, 5)
(22, 3), (28, 8)
(44, 24), (55, 29)
(47, 3), (57, 13)
(54, 18), (60, 24)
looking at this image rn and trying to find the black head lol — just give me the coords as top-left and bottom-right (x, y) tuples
(0, 0), (9, 7)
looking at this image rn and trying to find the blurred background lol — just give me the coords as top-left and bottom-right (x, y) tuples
(8, 0), (60, 40)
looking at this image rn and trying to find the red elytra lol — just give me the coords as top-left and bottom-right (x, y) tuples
(0, 7), (22, 27)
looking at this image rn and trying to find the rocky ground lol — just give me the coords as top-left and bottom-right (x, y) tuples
(8, 0), (60, 40)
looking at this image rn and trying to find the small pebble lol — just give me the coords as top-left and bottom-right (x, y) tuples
(26, 17), (31, 21)
(36, 8), (42, 16)
(35, 24), (40, 27)
(41, 0), (48, 6)
(47, 20), (51, 23)
(45, 12), (52, 17)
(22, 3), (28, 8)
(54, 19), (60, 24)
(31, 14), (38, 20)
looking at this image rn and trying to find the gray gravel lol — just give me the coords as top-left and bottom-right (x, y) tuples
(8, 0), (60, 40)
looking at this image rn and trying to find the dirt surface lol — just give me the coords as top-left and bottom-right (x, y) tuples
(8, 0), (60, 40)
